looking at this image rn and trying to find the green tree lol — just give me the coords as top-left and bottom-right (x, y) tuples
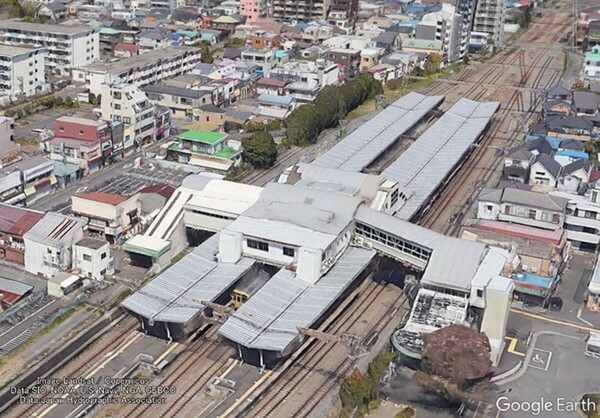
(284, 104), (320, 146)
(64, 96), (73, 108)
(315, 85), (344, 130)
(242, 131), (277, 168)
(424, 54), (443, 75)
(200, 43), (214, 64)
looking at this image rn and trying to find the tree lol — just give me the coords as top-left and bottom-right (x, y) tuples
(424, 54), (443, 76)
(421, 324), (492, 390)
(242, 131), (277, 168)
(200, 43), (214, 64)
(64, 96), (73, 107)
(284, 104), (320, 146)
(315, 85), (344, 130)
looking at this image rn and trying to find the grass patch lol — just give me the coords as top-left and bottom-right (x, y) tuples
(16, 136), (39, 146)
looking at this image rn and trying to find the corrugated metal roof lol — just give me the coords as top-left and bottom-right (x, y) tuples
(0, 203), (44, 236)
(0, 277), (33, 296)
(382, 98), (500, 220)
(218, 246), (376, 352)
(355, 206), (487, 291)
(311, 92), (443, 172)
(121, 234), (256, 324)
(23, 212), (85, 248)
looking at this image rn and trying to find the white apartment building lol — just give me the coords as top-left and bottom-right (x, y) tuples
(0, 45), (48, 102)
(473, 0), (506, 45)
(74, 47), (201, 95)
(550, 187), (600, 252)
(0, 21), (100, 77)
(101, 82), (156, 147)
(151, 0), (186, 9)
(415, 3), (465, 62)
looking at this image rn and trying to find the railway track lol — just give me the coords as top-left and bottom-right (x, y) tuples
(123, 326), (234, 418)
(240, 282), (406, 418)
(11, 315), (137, 418)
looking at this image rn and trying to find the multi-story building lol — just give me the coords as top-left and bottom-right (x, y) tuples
(165, 130), (243, 174)
(0, 45), (47, 102)
(416, 3), (465, 63)
(240, 0), (266, 22)
(53, 116), (112, 165)
(473, 0), (506, 45)
(23, 212), (86, 278)
(74, 47), (201, 95)
(477, 187), (569, 230)
(272, 0), (330, 21)
(0, 21), (99, 77)
(330, 0), (359, 20)
(248, 31), (281, 50)
(550, 186), (600, 252)
(0, 156), (56, 205)
(71, 192), (141, 243)
(72, 238), (114, 280)
(100, 82), (156, 147)
(150, 0), (185, 9)
(49, 137), (103, 175)
(143, 84), (213, 119)
(585, 45), (600, 80)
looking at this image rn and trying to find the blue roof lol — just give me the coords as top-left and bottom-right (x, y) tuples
(296, 23), (309, 29)
(399, 19), (421, 27)
(258, 93), (294, 106)
(405, 5), (429, 12)
(511, 272), (555, 289)
(53, 161), (80, 177)
(275, 50), (289, 58)
(555, 149), (589, 159)
(525, 135), (562, 149)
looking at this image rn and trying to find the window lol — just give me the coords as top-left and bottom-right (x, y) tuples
(101, 252), (106, 259)
(47, 248), (52, 254)
(113, 92), (121, 99)
(477, 289), (483, 298)
(59, 127), (64, 132)
(504, 205), (511, 215)
(206, 116), (210, 122)
(552, 213), (560, 223)
(486, 205), (493, 212)
(114, 103), (121, 110)
(100, 269), (106, 276)
(283, 247), (295, 257)
(247, 239), (268, 251)
(528, 209), (536, 219)
(123, 117), (131, 124)
(79, 130), (84, 135)
(113, 115), (121, 122)
(83, 254), (92, 261)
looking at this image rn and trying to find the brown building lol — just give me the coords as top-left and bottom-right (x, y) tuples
(0, 203), (44, 265)
(249, 31), (282, 49)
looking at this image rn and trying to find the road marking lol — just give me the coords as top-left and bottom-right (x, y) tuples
(529, 348), (552, 371)
(217, 370), (274, 418)
(35, 332), (142, 418)
(153, 341), (179, 365)
(510, 308), (600, 332)
(505, 337), (525, 357)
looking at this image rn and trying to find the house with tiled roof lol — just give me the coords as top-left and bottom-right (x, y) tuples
(71, 191), (141, 243)
(0, 203), (44, 264)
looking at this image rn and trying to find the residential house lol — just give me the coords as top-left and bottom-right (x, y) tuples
(143, 83), (212, 119)
(401, 38), (444, 58)
(573, 91), (599, 116)
(38, 2), (68, 21)
(327, 48), (361, 78)
(381, 51), (419, 75)
(256, 77), (287, 95)
(554, 148), (589, 166)
(49, 137), (102, 176)
(477, 187), (568, 230)
(71, 191), (141, 243)
(239, 0), (266, 22)
(23, 212), (85, 278)
(72, 237), (114, 280)
(546, 85), (573, 102)
(524, 136), (554, 156)
(323, 35), (373, 50)
(241, 48), (276, 77)
(503, 148), (535, 183)
(165, 130), (243, 174)
(137, 28), (182, 53)
(529, 154), (563, 188)
(248, 30), (281, 49)
(373, 31), (400, 52)
(302, 25), (335, 44)
(192, 103), (226, 127)
(559, 159), (592, 192)
(542, 99), (576, 118)
(258, 93), (295, 120)
(360, 48), (382, 71)
(367, 63), (401, 84)
(0, 203), (43, 265)
(114, 42), (140, 58)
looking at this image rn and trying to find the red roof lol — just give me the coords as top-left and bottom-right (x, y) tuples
(257, 77), (287, 87)
(73, 192), (128, 205)
(138, 184), (175, 199)
(115, 43), (139, 54)
(589, 170), (600, 183)
(1, 291), (22, 305)
(474, 219), (565, 246)
(0, 203), (44, 237)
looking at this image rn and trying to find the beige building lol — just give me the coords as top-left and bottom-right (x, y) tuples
(71, 191), (141, 244)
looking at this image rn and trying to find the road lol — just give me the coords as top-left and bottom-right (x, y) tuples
(30, 138), (169, 213)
